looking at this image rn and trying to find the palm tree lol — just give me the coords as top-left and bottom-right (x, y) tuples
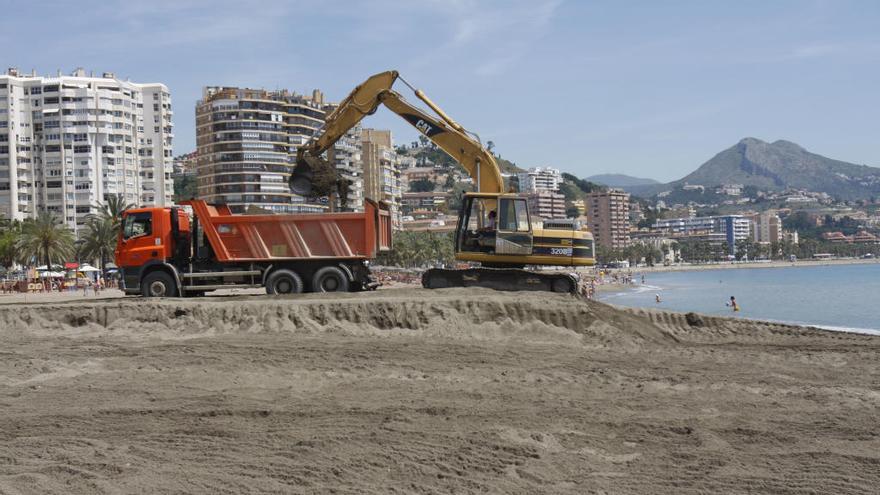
(17, 211), (75, 268)
(81, 215), (118, 270)
(92, 194), (135, 232)
(0, 225), (23, 271)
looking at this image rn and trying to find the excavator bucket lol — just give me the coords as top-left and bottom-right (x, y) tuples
(290, 154), (336, 197)
(289, 155), (352, 210)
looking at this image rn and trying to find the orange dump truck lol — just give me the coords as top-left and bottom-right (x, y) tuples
(115, 199), (392, 297)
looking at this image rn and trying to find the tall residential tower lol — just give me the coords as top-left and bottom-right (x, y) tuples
(0, 67), (173, 230)
(586, 189), (631, 250)
(196, 86), (365, 214)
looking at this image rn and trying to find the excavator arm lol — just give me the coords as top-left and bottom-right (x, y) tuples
(290, 70), (504, 203)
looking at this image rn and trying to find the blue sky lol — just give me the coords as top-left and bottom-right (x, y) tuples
(3, 0), (878, 182)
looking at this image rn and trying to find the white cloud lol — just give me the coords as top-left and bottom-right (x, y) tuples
(405, 0), (563, 77)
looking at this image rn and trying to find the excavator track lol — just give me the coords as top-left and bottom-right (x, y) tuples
(422, 268), (580, 294)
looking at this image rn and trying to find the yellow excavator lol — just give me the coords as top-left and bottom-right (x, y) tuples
(290, 70), (595, 293)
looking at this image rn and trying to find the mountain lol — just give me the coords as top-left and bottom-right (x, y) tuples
(635, 138), (880, 200)
(586, 173), (660, 188)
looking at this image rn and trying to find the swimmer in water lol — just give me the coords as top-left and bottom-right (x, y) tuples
(726, 295), (739, 311)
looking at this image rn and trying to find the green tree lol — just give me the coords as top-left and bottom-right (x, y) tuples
(0, 224), (23, 270)
(94, 194), (135, 232)
(17, 212), (75, 268)
(173, 174), (198, 202)
(409, 178), (435, 193)
(378, 231), (455, 268)
(81, 216), (118, 270)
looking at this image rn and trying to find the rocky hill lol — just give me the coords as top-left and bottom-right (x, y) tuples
(629, 138), (880, 200)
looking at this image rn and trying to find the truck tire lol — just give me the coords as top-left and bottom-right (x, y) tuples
(141, 271), (178, 297)
(312, 266), (350, 293)
(266, 269), (304, 295)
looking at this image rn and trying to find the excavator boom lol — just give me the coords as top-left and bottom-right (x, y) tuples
(290, 71), (503, 201)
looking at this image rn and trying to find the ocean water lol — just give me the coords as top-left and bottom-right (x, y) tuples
(598, 263), (880, 335)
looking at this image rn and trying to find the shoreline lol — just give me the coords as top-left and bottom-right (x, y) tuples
(606, 300), (880, 336)
(596, 257), (880, 274)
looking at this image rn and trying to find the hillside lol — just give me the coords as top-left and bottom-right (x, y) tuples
(676, 138), (880, 199)
(587, 173), (660, 188)
(629, 138), (880, 200)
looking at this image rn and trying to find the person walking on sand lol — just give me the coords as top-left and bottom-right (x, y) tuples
(726, 295), (739, 312)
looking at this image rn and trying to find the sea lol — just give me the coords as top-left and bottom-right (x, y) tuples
(598, 263), (880, 335)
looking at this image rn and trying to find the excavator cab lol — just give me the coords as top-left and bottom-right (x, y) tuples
(457, 193), (533, 258)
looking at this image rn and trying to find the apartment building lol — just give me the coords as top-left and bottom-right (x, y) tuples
(517, 166), (561, 193)
(0, 67), (173, 230)
(326, 124), (364, 210)
(196, 86), (366, 213)
(586, 189), (631, 249)
(401, 191), (449, 213)
(653, 214), (751, 256)
(525, 191), (566, 221)
(361, 129), (402, 227)
(746, 211), (782, 244)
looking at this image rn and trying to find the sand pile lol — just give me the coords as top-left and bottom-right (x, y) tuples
(1, 289), (878, 494)
(0, 289), (676, 348)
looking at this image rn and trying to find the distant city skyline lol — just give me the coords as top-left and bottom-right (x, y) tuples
(4, 0), (879, 182)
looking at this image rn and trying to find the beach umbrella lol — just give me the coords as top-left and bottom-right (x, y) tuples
(78, 264), (101, 273)
(35, 264), (64, 271)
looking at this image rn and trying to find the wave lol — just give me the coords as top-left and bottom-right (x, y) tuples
(597, 284), (663, 300)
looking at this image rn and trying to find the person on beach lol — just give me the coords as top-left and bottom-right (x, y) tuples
(726, 296), (739, 311)
(655, 293), (661, 303)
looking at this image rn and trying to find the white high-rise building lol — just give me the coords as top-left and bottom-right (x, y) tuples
(0, 67), (173, 231)
(517, 166), (562, 193)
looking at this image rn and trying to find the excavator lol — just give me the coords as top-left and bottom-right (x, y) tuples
(290, 71), (595, 293)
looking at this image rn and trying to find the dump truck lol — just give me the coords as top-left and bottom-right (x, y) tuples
(114, 199), (392, 297)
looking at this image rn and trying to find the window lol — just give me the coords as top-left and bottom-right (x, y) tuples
(498, 199), (530, 232)
(123, 212), (152, 239)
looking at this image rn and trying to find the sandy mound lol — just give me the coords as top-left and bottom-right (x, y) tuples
(0, 289), (679, 349)
(1, 289), (878, 494)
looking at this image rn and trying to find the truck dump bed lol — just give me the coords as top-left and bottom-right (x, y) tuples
(182, 199), (392, 263)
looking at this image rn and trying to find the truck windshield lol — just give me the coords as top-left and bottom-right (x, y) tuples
(123, 212), (152, 239)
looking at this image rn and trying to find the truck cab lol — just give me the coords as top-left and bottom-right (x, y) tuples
(116, 207), (191, 295)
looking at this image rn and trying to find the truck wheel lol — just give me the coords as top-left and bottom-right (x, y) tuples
(141, 271), (178, 297)
(312, 266), (350, 293)
(266, 269), (304, 295)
